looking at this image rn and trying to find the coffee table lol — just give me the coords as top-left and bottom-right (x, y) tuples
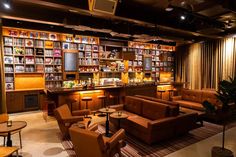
(99, 108), (116, 137)
(110, 112), (128, 129)
(0, 121), (27, 147)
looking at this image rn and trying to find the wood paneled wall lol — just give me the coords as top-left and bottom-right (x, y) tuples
(175, 38), (236, 90)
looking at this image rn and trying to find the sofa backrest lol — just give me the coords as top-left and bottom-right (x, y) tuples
(124, 96), (143, 115)
(182, 89), (202, 103)
(135, 95), (179, 116)
(201, 90), (221, 106)
(141, 99), (170, 120)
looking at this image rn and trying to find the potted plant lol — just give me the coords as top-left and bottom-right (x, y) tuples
(202, 77), (235, 157)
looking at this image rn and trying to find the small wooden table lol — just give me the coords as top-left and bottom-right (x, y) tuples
(99, 108), (116, 137)
(110, 112), (128, 129)
(0, 121), (27, 147)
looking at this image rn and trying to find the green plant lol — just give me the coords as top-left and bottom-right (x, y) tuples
(202, 77), (236, 151)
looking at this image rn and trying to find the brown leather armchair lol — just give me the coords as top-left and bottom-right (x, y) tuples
(69, 125), (126, 157)
(54, 104), (91, 138)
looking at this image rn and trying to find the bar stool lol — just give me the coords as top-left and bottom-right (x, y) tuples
(66, 98), (78, 113)
(157, 90), (165, 99)
(81, 97), (92, 118)
(97, 95), (107, 117)
(109, 95), (119, 105)
(167, 89), (174, 101)
(43, 99), (57, 122)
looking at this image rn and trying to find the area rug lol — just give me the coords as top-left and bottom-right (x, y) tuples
(61, 121), (234, 157)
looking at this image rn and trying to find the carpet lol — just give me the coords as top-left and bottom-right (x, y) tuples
(61, 121), (233, 157)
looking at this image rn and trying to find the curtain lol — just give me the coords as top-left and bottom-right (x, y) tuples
(0, 20), (7, 113)
(175, 37), (236, 90)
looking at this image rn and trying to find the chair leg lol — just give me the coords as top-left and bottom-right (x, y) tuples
(3, 136), (6, 146)
(16, 150), (19, 157)
(19, 131), (22, 149)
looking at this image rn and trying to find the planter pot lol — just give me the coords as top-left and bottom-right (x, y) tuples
(211, 146), (234, 157)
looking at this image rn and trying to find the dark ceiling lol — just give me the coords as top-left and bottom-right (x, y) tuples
(1, 0), (236, 45)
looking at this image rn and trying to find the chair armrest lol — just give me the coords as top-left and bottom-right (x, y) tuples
(109, 104), (124, 111)
(72, 109), (91, 116)
(171, 96), (182, 101)
(87, 123), (98, 131)
(106, 129), (125, 149)
(62, 116), (84, 123)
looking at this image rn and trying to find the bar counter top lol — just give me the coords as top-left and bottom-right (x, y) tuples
(47, 83), (157, 94)
(47, 85), (123, 94)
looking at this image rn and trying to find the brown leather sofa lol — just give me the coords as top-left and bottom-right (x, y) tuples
(110, 96), (200, 144)
(172, 89), (221, 111)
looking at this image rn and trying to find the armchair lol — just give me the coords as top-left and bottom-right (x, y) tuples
(69, 125), (126, 157)
(54, 104), (90, 138)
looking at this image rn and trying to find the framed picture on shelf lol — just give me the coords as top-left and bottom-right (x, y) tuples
(62, 42), (70, 49)
(4, 56), (13, 64)
(25, 39), (34, 47)
(49, 34), (57, 40)
(82, 36), (88, 43)
(74, 36), (81, 43)
(92, 45), (98, 51)
(5, 83), (14, 90)
(78, 44), (85, 51)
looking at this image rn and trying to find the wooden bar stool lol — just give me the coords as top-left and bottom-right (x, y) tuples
(66, 98), (78, 113)
(109, 95), (119, 105)
(157, 90), (165, 99)
(81, 97), (92, 118)
(97, 95), (107, 117)
(167, 89), (174, 101)
(43, 99), (56, 122)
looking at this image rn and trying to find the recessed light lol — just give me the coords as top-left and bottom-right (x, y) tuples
(180, 15), (186, 20)
(3, 3), (10, 9)
(165, 7), (173, 12)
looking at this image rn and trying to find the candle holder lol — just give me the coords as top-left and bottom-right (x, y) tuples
(118, 111), (122, 116)
(7, 120), (12, 127)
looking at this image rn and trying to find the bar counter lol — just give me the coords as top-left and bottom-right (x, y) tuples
(47, 83), (157, 111)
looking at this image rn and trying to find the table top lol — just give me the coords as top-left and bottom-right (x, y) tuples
(99, 108), (116, 113)
(0, 121), (27, 133)
(110, 112), (128, 119)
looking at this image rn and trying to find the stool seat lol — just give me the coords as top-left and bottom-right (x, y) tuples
(97, 95), (106, 99)
(82, 97), (92, 101)
(167, 89), (174, 92)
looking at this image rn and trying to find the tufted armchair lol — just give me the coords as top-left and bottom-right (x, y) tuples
(69, 125), (126, 157)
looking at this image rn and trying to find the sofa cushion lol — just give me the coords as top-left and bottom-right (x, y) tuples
(124, 96), (143, 115)
(175, 100), (204, 111)
(135, 95), (179, 116)
(182, 90), (202, 103)
(141, 99), (170, 120)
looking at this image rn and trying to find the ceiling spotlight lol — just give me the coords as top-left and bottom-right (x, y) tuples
(3, 3), (10, 9)
(180, 15), (186, 20)
(3, 0), (11, 9)
(165, 5), (174, 12)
